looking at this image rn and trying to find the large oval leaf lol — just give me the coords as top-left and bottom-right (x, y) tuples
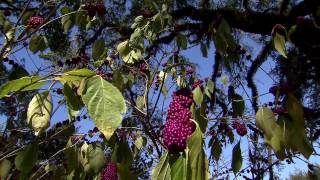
(92, 39), (105, 60)
(81, 76), (126, 140)
(256, 107), (286, 159)
(170, 154), (187, 180)
(231, 141), (242, 174)
(80, 143), (106, 174)
(27, 91), (52, 136)
(187, 126), (209, 180)
(285, 94), (313, 158)
(55, 68), (95, 82)
(0, 159), (12, 179)
(15, 144), (38, 173)
(151, 152), (171, 180)
(63, 83), (81, 119)
(0, 76), (45, 99)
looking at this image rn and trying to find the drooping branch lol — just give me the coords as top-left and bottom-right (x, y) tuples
(246, 42), (272, 112)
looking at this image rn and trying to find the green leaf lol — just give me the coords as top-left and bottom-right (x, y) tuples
(123, 50), (142, 64)
(0, 159), (12, 179)
(113, 142), (133, 165)
(86, 144), (106, 174)
(15, 144), (38, 173)
(192, 86), (203, 105)
(134, 136), (146, 150)
(176, 34), (188, 49)
(222, 76), (228, 86)
(232, 94), (245, 117)
(273, 32), (287, 58)
(61, 14), (74, 33)
(60, 6), (71, 15)
(151, 13), (163, 35)
(204, 80), (214, 98)
(117, 40), (131, 62)
(112, 69), (124, 91)
(212, 141), (222, 162)
(285, 94), (313, 158)
(27, 91), (52, 136)
(256, 107), (286, 159)
(0, 76), (45, 99)
(177, 76), (187, 88)
(200, 42), (208, 58)
(231, 141), (242, 174)
(75, 10), (88, 29)
(64, 139), (79, 172)
(187, 126), (209, 180)
(112, 142), (136, 179)
(136, 96), (144, 109)
(29, 35), (48, 53)
(92, 39), (105, 60)
(117, 40), (130, 55)
(170, 154), (187, 180)
(192, 101), (208, 133)
(151, 152), (171, 180)
(117, 163), (138, 180)
(8, 65), (29, 80)
(81, 76), (126, 140)
(63, 83), (81, 118)
(56, 68), (95, 82)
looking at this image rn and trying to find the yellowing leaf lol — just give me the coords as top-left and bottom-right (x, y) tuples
(0, 159), (12, 179)
(273, 33), (287, 58)
(27, 91), (52, 136)
(256, 107), (286, 159)
(285, 94), (313, 158)
(192, 87), (203, 105)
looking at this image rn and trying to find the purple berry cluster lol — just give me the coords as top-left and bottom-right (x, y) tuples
(84, 3), (106, 18)
(163, 89), (195, 153)
(232, 120), (247, 136)
(186, 66), (194, 75)
(269, 84), (292, 96)
(27, 16), (44, 28)
(273, 106), (288, 115)
(101, 162), (118, 180)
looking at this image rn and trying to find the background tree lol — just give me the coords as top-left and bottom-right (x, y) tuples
(0, 0), (320, 179)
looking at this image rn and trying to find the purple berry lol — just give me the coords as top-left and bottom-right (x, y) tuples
(84, 3), (96, 18)
(95, 3), (107, 16)
(4, 10), (11, 17)
(269, 85), (280, 95)
(186, 67), (194, 75)
(274, 107), (288, 114)
(192, 80), (204, 90)
(163, 89), (195, 153)
(27, 16), (44, 28)
(232, 120), (247, 136)
(56, 88), (63, 95)
(101, 162), (118, 180)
